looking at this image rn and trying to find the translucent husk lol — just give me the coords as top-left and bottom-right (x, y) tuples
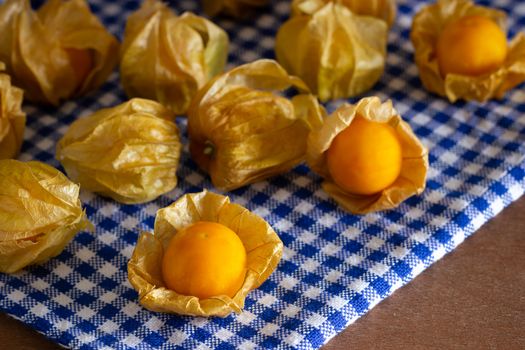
(202, 0), (269, 18)
(307, 97), (429, 214)
(291, 0), (397, 27)
(411, 0), (525, 102)
(0, 160), (91, 273)
(188, 59), (326, 191)
(128, 190), (283, 317)
(56, 98), (181, 204)
(120, 0), (229, 115)
(276, 2), (387, 102)
(0, 62), (26, 160)
(0, 0), (119, 106)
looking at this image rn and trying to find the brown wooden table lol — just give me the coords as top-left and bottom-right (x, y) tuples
(1, 197), (524, 349)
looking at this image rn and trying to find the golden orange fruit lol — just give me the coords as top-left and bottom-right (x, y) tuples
(65, 48), (94, 85)
(161, 221), (246, 299)
(436, 15), (507, 77)
(326, 116), (402, 195)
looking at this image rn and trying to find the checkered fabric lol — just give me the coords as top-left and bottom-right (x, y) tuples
(1, 0), (524, 349)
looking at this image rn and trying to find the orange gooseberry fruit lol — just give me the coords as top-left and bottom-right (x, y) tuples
(436, 15), (507, 77)
(326, 116), (402, 196)
(161, 221), (247, 299)
(65, 48), (94, 85)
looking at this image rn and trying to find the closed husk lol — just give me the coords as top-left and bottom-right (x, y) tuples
(121, 0), (228, 115)
(188, 59), (326, 191)
(0, 160), (91, 273)
(202, 0), (269, 18)
(0, 62), (26, 159)
(56, 98), (181, 204)
(276, 2), (387, 101)
(0, 0), (119, 105)
(291, 0), (397, 27)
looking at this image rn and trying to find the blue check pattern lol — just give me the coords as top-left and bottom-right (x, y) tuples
(1, 0), (524, 349)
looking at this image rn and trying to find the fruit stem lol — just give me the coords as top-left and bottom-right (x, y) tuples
(203, 141), (215, 157)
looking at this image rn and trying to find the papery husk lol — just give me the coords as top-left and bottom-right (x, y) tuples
(0, 62), (26, 159)
(291, 0), (397, 27)
(276, 2), (387, 102)
(128, 190), (283, 317)
(56, 98), (181, 204)
(411, 0), (525, 102)
(202, 0), (269, 18)
(121, 0), (228, 115)
(0, 0), (119, 105)
(307, 97), (428, 214)
(0, 160), (91, 273)
(188, 59), (326, 191)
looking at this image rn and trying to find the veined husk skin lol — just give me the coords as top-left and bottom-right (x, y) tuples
(128, 190), (283, 317)
(56, 98), (181, 204)
(0, 62), (26, 160)
(202, 0), (269, 18)
(188, 59), (326, 191)
(276, 2), (388, 102)
(307, 97), (429, 214)
(0, 0), (119, 106)
(0, 160), (91, 273)
(411, 0), (525, 102)
(291, 0), (397, 27)
(120, 0), (228, 115)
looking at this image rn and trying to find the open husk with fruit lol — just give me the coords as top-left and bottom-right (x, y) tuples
(411, 0), (525, 102)
(128, 191), (283, 317)
(307, 97), (428, 214)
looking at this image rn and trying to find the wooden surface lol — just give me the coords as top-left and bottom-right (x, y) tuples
(0, 196), (524, 349)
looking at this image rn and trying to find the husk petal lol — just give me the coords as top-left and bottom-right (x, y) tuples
(120, 0), (229, 115)
(0, 0), (119, 105)
(56, 98), (181, 204)
(411, 0), (525, 102)
(276, 2), (387, 102)
(188, 59), (326, 191)
(307, 97), (429, 214)
(128, 190), (283, 317)
(0, 160), (91, 273)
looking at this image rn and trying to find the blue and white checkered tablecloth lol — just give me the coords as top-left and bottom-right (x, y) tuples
(1, 0), (524, 349)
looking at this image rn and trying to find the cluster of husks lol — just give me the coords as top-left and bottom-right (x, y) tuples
(0, 0), (461, 320)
